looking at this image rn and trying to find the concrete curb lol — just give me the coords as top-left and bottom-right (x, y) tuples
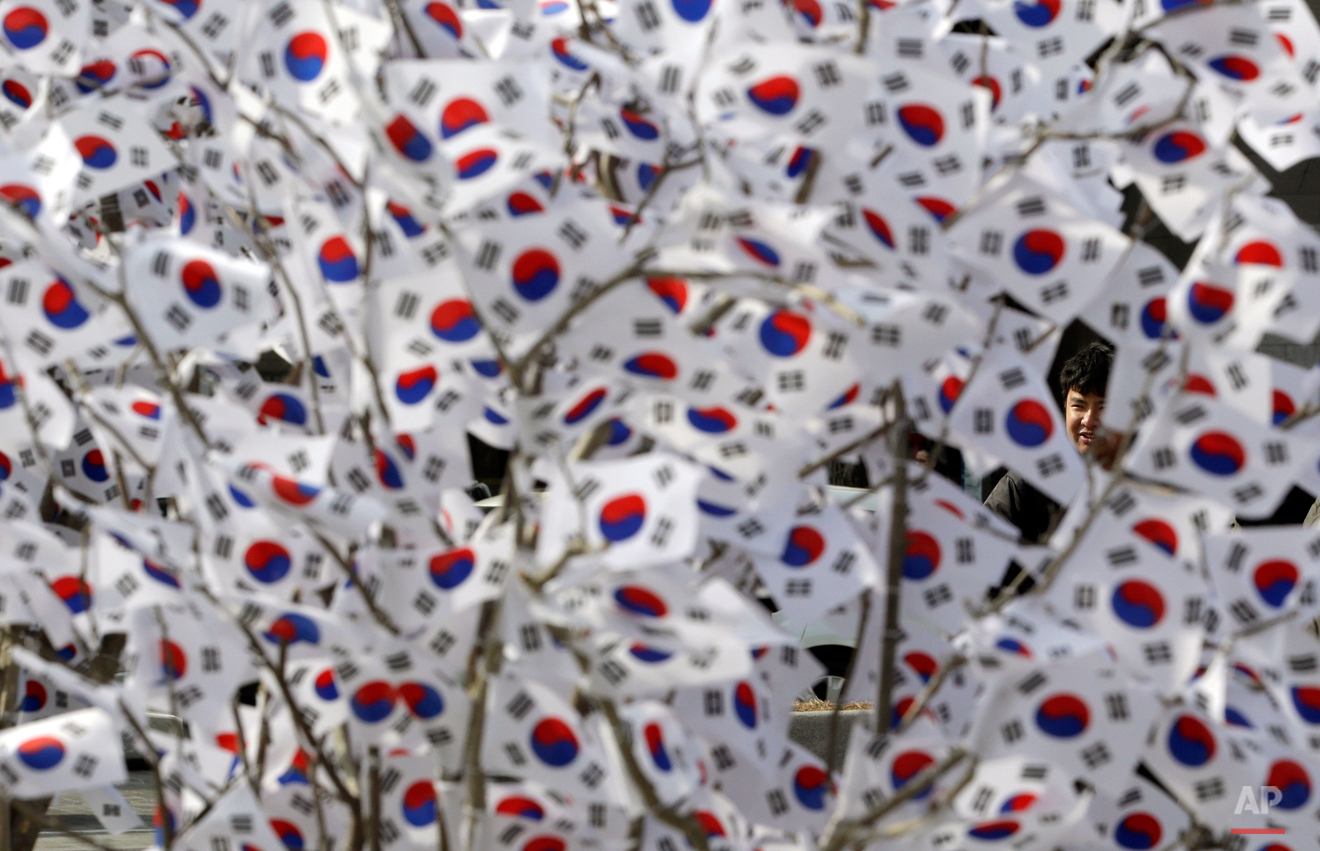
(788, 709), (874, 764)
(49, 815), (149, 832)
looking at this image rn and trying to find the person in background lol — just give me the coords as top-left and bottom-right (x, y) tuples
(984, 341), (1114, 544)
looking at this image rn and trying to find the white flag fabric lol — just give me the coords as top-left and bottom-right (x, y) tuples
(1123, 392), (1305, 519)
(950, 349), (1086, 505)
(0, 707), (125, 798)
(123, 233), (275, 351)
(968, 653), (1156, 788)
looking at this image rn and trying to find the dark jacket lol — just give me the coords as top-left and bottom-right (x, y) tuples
(983, 470), (1061, 545)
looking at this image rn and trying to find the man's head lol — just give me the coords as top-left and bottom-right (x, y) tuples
(1058, 342), (1113, 454)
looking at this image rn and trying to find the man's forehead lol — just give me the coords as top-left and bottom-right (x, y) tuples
(1066, 388), (1105, 401)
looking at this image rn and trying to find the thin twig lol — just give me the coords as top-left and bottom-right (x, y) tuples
(897, 655), (967, 734)
(461, 598), (502, 851)
(875, 383), (909, 731)
(824, 590), (869, 774)
(798, 389), (895, 478)
(818, 748), (970, 851)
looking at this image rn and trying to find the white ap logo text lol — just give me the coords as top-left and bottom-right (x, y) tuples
(1235, 785), (1283, 814)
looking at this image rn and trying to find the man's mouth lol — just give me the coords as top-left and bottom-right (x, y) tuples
(1078, 432), (1095, 445)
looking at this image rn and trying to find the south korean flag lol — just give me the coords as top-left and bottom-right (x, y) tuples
(975, 0), (1125, 76)
(51, 421), (121, 506)
(370, 751), (444, 851)
(1148, 5), (1307, 123)
(947, 174), (1129, 323)
(61, 97), (175, 204)
(501, 580), (580, 694)
(121, 602), (257, 738)
(939, 755), (1092, 848)
(453, 198), (626, 360)
(1162, 259), (1262, 356)
(968, 657), (1156, 788)
(1236, 618), (1320, 756)
(1118, 124), (1255, 242)
(949, 349), (1086, 506)
(1053, 50), (1188, 136)
(332, 649), (468, 769)
(0, 707), (126, 798)
(1204, 527), (1320, 634)
(0, 262), (129, 369)
(751, 501), (880, 626)
(0, 129), (81, 229)
(1143, 705), (1265, 833)
(395, 0), (485, 59)
(1213, 193), (1320, 345)
(330, 433), (443, 535)
(672, 673), (782, 771)
(821, 190), (949, 290)
(714, 299), (861, 421)
(845, 602), (979, 735)
(1124, 392), (1304, 519)
(715, 739), (834, 835)
(1268, 356), (1320, 436)
(1238, 109), (1320, 173)
(537, 453), (703, 571)
(834, 721), (954, 824)
(487, 779), (580, 844)
(938, 34), (1039, 127)
(620, 701), (703, 807)
(379, 354), (483, 435)
(398, 522), (516, 616)
(82, 386), (170, 468)
(202, 512), (324, 604)
(561, 280), (760, 413)
(1087, 771), (1191, 851)
(167, 784), (291, 851)
(123, 234), (274, 351)
(482, 674), (619, 805)
(867, 61), (991, 208)
(843, 288), (982, 395)
(515, 376), (628, 453)
(286, 659), (351, 738)
(584, 616), (756, 699)
(384, 60), (555, 152)
(1050, 481), (1234, 578)
(88, 530), (185, 614)
(1093, 242), (1179, 348)
(1040, 528), (1207, 691)
(371, 263), (495, 370)
(0, 0), (88, 76)
(900, 490), (1016, 636)
(288, 195), (366, 311)
(146, 0), (243, 59)
(612, 0), (717, 60)
(239, 0), (360, 123)
(694, 43), (880, 152)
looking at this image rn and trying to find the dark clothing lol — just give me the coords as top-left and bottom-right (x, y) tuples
(983, 470), (1061, 545)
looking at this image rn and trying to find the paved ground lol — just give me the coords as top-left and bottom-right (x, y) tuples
(36, 833), (153, 850)
(34, 771), (155, 851)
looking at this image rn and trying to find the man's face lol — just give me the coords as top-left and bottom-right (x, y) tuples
(1065, 388), (1104, 453)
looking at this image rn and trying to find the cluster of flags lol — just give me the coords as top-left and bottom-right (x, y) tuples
(0, 0), (1319, 848)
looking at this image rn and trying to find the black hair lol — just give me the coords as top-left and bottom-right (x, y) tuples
(1057, 341), (1112, 398)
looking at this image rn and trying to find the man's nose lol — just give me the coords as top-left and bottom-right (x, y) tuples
(1081, 406), (1102, 427)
